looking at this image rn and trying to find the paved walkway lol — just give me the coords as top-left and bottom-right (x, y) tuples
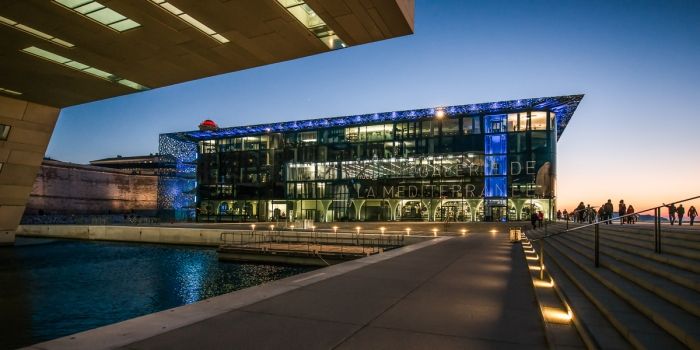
(121, 233), (547, 350)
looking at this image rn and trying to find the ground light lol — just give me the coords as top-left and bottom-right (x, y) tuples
(333, 226), (338, 240)
(269, 225), (274, 232)
(380, 227), (385, 235)
(251, 224), (256, 232)
(432, 228), (438, 237)
(460, 229), (467, 236)
(405, 228), (411, 236)
(290, 225), (294, 231)
(356, 226), (361, 236)
(542, 307), (572, 324)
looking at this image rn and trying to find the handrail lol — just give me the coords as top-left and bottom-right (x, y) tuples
(532, 194), (700, 242)
(529, 194), (699, 268)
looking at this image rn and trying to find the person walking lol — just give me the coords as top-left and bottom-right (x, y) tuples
(665, 203), (677, 225)
(677, 204), (685, 226)
(576, 202), (585, 223)
(689, 205), (697, 226)
(618, 200), (627, 225)
(537, 211), (544, 228)
(530, 212), (538, 230)
(557, 210), (562, 221)
(626, 205), (635, 224)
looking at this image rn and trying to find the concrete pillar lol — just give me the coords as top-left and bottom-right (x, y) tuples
(387, 199), (400, 221)
(0, 95), (60, 245)
(351, 199), (365, 221)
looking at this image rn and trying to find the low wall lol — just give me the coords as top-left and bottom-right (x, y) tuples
(17, 225), (224, 246)
(17, 225), (432, 247)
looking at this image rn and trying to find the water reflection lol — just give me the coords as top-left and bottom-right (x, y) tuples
(0, 238), (313, 349)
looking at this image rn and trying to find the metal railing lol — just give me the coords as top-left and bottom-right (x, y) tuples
(219, 230), (405, 257)
(531, 195), (700, 268)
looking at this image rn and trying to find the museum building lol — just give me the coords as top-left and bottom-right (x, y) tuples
(158, 95), (583, 222)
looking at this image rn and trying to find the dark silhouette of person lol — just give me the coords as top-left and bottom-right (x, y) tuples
(604, 200), (614, 224)
(530, 212), (538, 230)
(576, 202), (585, 223)
(689, 206), (697, 226)
(664, 203), (677, 225)
(677, 204), (685, 226)
(626, 205), (635, 224)
(618, 200), (627, 225)
(538, 211), (544, 227)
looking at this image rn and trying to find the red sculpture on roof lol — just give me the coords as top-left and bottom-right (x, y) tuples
(199, 119), (218, 131)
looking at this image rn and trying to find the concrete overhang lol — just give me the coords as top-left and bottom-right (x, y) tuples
(0, 0), (414, 108)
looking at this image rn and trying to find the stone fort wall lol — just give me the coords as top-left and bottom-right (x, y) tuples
(24, 160), (157, 215)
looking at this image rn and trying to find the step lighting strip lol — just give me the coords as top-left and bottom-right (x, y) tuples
(148, 0), (229, 44)
(21, 46), (148, 91)
(0, 87), (22, 96)
(0, 15), (75, 48)
(276, 0), (346, 50)
(52, 0), (140, 32)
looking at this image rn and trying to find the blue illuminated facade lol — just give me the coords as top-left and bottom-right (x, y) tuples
(158, 95), (583, 222)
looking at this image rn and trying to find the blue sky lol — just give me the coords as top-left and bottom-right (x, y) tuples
(48, 0), (700, 209)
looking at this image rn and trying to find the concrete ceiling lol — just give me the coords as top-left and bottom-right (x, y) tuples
(0, 0), (414, 108)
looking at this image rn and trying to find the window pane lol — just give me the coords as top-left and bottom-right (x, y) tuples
(55, 0), (92, 8)
(86, 7), (126, 24)
(484, 114), (506, 133)
(485, 134), (507, 154)
(110, 19), (140, 31)
(463, 116), (480, 134)
(531, 111), (547, 130)
(441, 119), (458, 136)
(286, 4), (325, 29)
(485, 155), (507, 176)
(0, 124), (10, 140)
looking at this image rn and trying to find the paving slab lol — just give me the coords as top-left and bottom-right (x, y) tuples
(120, 232), (547, 350)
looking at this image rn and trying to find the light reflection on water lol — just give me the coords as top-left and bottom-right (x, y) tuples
(0, 237), (314, 349)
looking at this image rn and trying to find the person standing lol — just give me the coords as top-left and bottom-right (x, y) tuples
(576, 202), (585, 223)
(677, 204), (685, 226)
(537, 211), (544, 228)
(626, 205), (635, 224)
(689, 205), (697, 226)
(557, 210), (562, 221)
(665, 203), (677, 225)
(604, 199), (614, 224)
(618, 200), (627, 225)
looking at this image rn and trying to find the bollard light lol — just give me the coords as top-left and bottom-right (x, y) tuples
(251, 224), (256, 232)
(333, 226), (338, 234)
(270, 225), (274, 231)
(432, 228), (438, 237)
(380, 227), (385, 235)
(311, 225), (316, 233)
(405, 228), (411, 236)
(461, 229), (466, 236)
(290, 225), (294, 231)
(355, 226), (361, 235)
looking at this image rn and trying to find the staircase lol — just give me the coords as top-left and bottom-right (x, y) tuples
(526, 221), (700, 349)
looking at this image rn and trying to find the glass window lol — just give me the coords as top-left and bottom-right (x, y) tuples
(484, 177), (507, 197)
(0, 124), (10, 140)
(463, 116), (481, 134)
(441, 118), (458, 136)
(507, 113), (529, 132)
(485, 134), (507, 154)
(300, 131), (317, 143)
(484, 114), (506, 133)
(421, 121), (434, 137)
(199, 140), (216, 153)
(531, 111), (547, 130)
(345, 127), (359, 142)
(485, 155), (507, 176)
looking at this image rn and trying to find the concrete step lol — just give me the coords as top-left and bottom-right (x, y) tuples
(546, 237), (700, 348)
(596, 227), (700, 251)
(537, 241), (632, 349)
(564, 231), (700, 291)
(555, 234), (700, 317)
(541, 239), (686, 349)
(567, 230), (700, 274)
(567, 227), (700, 260)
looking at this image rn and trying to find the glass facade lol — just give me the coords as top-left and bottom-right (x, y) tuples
(158, 95), (583, 223)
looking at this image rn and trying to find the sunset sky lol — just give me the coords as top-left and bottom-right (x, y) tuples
(47, 0), (700, 212)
